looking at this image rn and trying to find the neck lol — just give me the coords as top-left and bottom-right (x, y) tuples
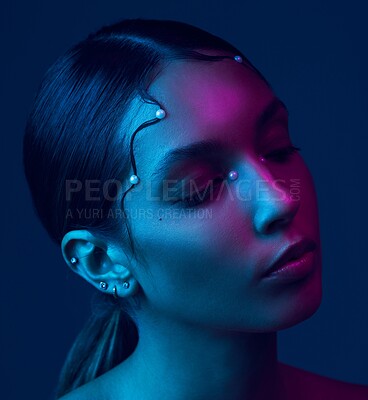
(108, 310), (288, 400)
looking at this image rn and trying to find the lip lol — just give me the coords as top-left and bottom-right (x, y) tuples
(262, 238), (317, 280)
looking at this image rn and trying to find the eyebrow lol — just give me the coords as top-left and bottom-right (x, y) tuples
(150, 97), (288, 180)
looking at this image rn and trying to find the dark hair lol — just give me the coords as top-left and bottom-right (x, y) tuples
(22, 18), (269, 398)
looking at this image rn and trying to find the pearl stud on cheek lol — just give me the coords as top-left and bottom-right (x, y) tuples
(228, 170), (239, 181)
(155, 109), (166, 119)
(234, 55), (243, 63)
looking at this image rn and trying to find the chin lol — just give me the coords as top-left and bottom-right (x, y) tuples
(233, 291), (323, 334)
(257, 269), (323, 333)
(276, 274), (323, 331)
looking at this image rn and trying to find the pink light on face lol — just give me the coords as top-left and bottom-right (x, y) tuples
(178, 64), (259, 132)
(125, 56), (323, 332)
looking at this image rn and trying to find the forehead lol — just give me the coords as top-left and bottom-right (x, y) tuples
(127, 58), (275, 176)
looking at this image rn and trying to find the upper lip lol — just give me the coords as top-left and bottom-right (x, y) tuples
(263, 238), (317, 277)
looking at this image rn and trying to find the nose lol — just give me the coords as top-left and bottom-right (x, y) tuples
(239, 161), (300, 235)
(254, 193), (299, 235)
(254, 176), (299, 235)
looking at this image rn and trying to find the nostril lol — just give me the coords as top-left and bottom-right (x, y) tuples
(266, 218), (288, 234)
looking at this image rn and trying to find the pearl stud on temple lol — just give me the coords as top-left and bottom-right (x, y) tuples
(129, 174), (140, 185)
(228, 170), (239, 181)
(155, 109), (166, 119)
(234, 55), (243, 63)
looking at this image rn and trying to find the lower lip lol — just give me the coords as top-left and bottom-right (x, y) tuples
(263, 250), (315, 282)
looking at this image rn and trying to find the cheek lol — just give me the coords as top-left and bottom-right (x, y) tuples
(133, 213), (232, 283)
(294, 160), (321, 231)
(271, 156), (320, 233)
(290, 156), (317, 196)
(130, 210), (249, 308)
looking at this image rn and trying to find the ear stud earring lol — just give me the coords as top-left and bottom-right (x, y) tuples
(100, 281), (108, 290)
(122, 281), (130, 289)
(70, 257), (78, 265)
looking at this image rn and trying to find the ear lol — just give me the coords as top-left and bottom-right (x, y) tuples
(60, 230), (139, 298)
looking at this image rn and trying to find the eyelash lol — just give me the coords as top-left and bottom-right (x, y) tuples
(179, 145), (302, 208)
(264, 145), (301, 163)
(180, 176), (224, 208)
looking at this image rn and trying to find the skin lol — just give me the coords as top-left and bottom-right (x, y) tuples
(60, 54), (368, 399)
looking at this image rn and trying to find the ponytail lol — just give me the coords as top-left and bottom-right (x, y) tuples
(54, 292), (138, 399)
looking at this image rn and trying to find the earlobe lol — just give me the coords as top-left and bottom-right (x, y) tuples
(111, 278), (140, 299)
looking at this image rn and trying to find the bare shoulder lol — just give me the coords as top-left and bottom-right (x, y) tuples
(56, 383), (99, 400)
(280, 362), (368, 400)
(56, 376), (109, 400)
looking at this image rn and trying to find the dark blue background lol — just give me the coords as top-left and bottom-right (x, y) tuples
(2, 1), (367, 399)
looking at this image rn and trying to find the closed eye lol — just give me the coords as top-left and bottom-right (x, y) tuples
(263, 145), (301, 163)
(175, 145), (302, 208)
(177, 175), (225, 208)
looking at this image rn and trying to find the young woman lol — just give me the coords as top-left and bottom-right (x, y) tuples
(23, 18), (368, 400)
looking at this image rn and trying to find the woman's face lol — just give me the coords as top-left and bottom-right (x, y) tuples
(121, 56), (322, 332)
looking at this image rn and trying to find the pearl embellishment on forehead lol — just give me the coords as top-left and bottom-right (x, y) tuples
(155, 109), (166, 119)
(127, 56), (242, 188)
